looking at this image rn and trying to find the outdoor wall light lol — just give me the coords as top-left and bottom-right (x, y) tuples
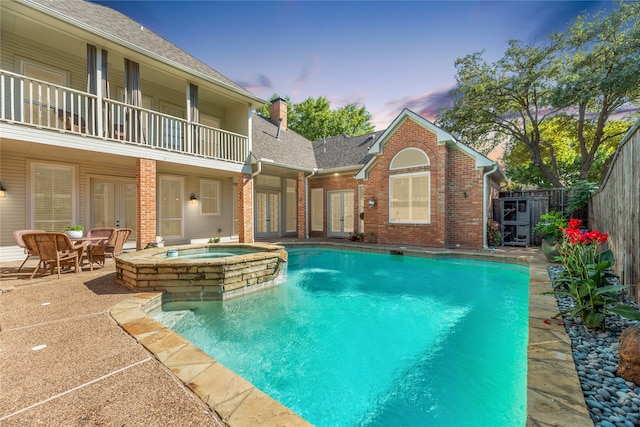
(0, 184), (6, 198)
(368, 198), (376, 207)
(190, 193), (197, 205)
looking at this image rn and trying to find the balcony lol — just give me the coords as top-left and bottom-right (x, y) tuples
(0, 70), (249, 164)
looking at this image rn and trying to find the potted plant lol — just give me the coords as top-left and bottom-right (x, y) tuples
(533, 211), (567, 261)
(209, 237), (220, 243)
(63, 225), (84, 239)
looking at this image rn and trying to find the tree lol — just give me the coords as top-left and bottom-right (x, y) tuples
(503, 116), (626, 187)
(259, 94), (374, 141)
(437, 2), (639, 188)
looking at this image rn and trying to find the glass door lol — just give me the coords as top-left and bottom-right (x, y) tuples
(91, 178), (136, 238)
(255, 191), (280, 238)
(328, 191), (354, 237)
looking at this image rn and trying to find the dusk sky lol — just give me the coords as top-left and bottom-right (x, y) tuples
(92, 1), (614, 130)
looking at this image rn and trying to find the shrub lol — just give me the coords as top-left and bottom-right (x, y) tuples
(547, 218), (640, 329)
(487, 220), (502, 247)
(533, 211), (567, 244)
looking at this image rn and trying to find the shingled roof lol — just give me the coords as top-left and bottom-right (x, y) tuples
(251, 113), (317, 170)
(312, 132), (384, 170)
(25, 0), (255, 97)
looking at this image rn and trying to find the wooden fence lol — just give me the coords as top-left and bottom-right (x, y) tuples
(590, 119), (640, 303)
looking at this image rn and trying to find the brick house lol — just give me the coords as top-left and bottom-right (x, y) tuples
(252, 100), (506, 249)
(0, 1), (504, 261)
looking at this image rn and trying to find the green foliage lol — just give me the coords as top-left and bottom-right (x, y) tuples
(567, 180), (598, 214)
(547, 221), (640, 330)
(208, 237), (220, 243)
(144, 242), (158, 249)
(487, 220), (502, 247)
(63, 225), (84, 231)
(260, 94), (374, 141)
(533, 211), (567, 244)
(438, 2), (640, 188)
(503, 116), (625, 187)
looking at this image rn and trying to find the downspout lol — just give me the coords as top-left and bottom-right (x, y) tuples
(305, 168), (318, 239)
(483, 163), (498, 250)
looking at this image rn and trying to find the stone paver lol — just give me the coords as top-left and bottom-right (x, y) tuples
(1, 243), (593, 426)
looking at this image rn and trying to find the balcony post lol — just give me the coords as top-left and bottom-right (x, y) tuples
(95, 48), (103, 137)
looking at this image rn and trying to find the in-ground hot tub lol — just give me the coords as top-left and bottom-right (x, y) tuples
(115, 243), (287, 301)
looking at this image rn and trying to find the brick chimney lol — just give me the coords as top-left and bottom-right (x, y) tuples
(269, 97), (287, 130)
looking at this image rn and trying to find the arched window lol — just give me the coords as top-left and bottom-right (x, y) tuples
(389, 148), (430, 223)
(389, 148), (429, 170)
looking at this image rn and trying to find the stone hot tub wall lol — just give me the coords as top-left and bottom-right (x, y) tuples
(115, 243), (288, 301)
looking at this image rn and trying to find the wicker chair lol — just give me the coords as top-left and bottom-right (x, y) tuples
(87, 227), (116, 239)
(13, 229), (46, 272)
(87, 228), (132, 267)
(22, 232), (83, 279)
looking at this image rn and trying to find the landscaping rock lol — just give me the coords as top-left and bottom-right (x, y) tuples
(617, 326), (640, 384)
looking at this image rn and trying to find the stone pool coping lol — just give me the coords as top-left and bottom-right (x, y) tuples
(109, 243), (592, 426)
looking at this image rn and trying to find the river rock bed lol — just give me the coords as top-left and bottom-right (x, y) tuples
(547, 266), (640, 427)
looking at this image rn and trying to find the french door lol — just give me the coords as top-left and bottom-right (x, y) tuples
(90, 178), (136, 236)
(328, 190), (354, 237)
(255, 191), (280, 238)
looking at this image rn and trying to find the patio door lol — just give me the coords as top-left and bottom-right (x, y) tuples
(255, 191), (280, 238)
(328, 190), (354, 237)
(90, 178), (136, 236)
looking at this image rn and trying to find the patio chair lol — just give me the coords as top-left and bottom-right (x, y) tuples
(87, 227), (116, 239)
(87, 228), (132, 268)
(13, 229), (46, 272)
(22, 232), (83, 279)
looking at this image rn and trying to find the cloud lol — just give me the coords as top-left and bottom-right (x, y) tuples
(236, 74), (273, 93)
(372, 85), (456, 130)
(293, 55), (319, 97)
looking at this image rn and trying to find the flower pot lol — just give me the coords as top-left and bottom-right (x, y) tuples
(541, 240), (560, 262)
(66, 230), (83, 239)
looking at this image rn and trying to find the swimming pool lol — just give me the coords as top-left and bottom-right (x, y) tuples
(150, 247), (529, 426)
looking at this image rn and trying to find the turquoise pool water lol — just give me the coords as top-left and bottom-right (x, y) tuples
(151, 247), (529, 426)
(156, 247), (256, 259)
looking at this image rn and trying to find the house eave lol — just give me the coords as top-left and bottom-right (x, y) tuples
(314, 165), (361, 176)
(17, 0), (265, 108)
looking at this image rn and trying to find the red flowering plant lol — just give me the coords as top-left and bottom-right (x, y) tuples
(549, 219), (640, 329)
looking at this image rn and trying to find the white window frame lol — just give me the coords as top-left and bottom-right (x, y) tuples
(311, 188), (324, 231)
(200, 179), (221, 216)
(285, 179), (297, 233)
(390, 147), (430, 170)
(29, 160), (77, 230)
(158, 175), (185, 239)
(389, 171), (431, 224)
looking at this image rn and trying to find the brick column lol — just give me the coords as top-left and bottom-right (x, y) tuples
(238, 172), (253, 243)
(137, 159), (156, 250)
(297, 172), (306, 239)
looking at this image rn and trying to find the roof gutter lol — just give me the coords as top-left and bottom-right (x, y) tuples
(256, 158), (314, 173)
(483, 162), (499, 250)
(305, 168), (318, 239)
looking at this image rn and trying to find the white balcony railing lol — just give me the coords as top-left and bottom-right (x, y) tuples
(0, 70), (248, 164)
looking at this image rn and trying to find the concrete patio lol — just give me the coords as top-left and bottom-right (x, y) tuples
(0, 242), (592, 426)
